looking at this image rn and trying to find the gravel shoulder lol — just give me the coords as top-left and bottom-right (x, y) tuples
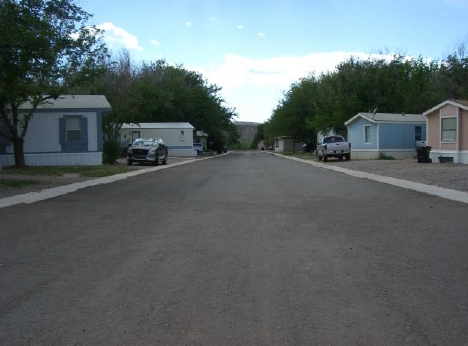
(325, 158), (468, 192)
(1, 156), (468, 199)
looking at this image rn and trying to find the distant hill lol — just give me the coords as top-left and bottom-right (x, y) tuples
(234, 121), (261, 144)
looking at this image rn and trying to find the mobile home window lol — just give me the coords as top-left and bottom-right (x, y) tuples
(66, 117), (81, 141)
(441, 117), (457, 142)
(364, 125), (371, 143)
(414, 126), (422, 141)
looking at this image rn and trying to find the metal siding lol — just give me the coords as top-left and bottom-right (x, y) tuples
(0, 152), (103, 166)
(379, 123), (426, 149)
(121, 122), (194, 130)
(427, 112), (440, 149)
(460, 109), (468, 150)
(440, 104), (458, 117)
(19, 111), (98, 153)
(347, 117), (377, 149)
(23, 112), (62, 152)
(59, 118), (66, 146)
(120, 128), (194, 147)
(96, 111), (103, 151)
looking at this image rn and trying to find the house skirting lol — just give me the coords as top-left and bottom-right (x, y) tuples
(429, 150), (468, 164)
(351, 149), (416, 160)
(170, 149), (197, 157)
(0, 152), (103, 166)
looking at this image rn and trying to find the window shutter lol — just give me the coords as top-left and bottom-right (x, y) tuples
(59, 118), (66, 145)
(80, 117), (88, 151)
(80, 117), (88, 141)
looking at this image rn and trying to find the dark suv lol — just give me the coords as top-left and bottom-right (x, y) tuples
(127, 138), (168, 166)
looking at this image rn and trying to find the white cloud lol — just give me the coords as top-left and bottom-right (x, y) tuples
(192, 52), (395, 123)
(237, 25), (244, 29)
(97, 22), (143, 51)
(150, 40), (160, 47)
(186, 21), (193, 26)
(257, 33), (265, 37)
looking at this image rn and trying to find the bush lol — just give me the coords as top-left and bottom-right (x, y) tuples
(103, 139), (121, 164)
(378, 153), (395, 160)
(229, 142), (251, 150)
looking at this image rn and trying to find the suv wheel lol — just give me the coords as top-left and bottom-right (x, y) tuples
(152, 155), (159, 166)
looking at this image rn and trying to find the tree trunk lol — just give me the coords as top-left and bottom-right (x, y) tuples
(13, 136), (26, 167)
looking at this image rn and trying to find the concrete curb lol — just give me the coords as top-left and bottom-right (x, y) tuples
(269, 152), (468, 205)
(0, 153), (228, 209)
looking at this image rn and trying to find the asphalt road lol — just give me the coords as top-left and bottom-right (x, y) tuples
(1, 151), (468, 346)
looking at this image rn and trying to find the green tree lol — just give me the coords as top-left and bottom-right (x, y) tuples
(269, 54), (457, 139)
(83, 50), (138, 142)
(131, 60), (238, 150)
(0, 0), (108, 166)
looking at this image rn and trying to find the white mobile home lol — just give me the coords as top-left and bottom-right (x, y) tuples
(0, 95), (110, 166)
(120, 122), (195, 157)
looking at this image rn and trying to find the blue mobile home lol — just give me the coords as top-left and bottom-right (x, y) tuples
(345, 112), (427, 159)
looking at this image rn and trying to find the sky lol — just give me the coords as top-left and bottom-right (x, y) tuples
(77, 0), (468, 124)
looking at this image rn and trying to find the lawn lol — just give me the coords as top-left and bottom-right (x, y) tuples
(0, 165), (136, 178)
(0, 179), (41, 188)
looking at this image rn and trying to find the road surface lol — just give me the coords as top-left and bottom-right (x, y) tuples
(1, 151), (467, 345)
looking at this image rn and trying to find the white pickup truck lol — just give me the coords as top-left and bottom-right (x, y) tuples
(316, 135), (351, 161)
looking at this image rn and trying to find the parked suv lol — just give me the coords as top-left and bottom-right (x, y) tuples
(127, 138), (168, 166)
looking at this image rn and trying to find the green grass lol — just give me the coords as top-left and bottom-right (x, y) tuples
(0, 165), (135, 178)
(0, 179), (41, 188)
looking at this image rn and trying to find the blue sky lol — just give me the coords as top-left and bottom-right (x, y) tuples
(77, 0), (468, 123)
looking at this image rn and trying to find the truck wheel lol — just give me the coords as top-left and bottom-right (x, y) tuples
(317, 150), (322, 160)
(345, 153), (351, 161)
(162, 155), (168, 165)
(339, 156), (343, 161)
(323, 152), (328, 162)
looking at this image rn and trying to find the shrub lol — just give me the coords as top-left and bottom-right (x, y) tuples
(103, 139), (121, 164)
(378, 153), (395, 160)
(229, 142), (251, 150)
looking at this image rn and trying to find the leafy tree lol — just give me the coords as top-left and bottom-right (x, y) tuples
(268, 52), (468, 139)
(79, 50), (139, 142)
(131, 60), (238, 150)
(0, 0), (108, 166)
(102, 138), (120, 164)
(251, 124), (265, 149)
(265, 75), (319, 142)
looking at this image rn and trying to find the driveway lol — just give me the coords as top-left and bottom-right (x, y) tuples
(324, 158), (468, 192)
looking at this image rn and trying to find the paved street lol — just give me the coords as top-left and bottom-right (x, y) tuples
(1, 151), (468, 345)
